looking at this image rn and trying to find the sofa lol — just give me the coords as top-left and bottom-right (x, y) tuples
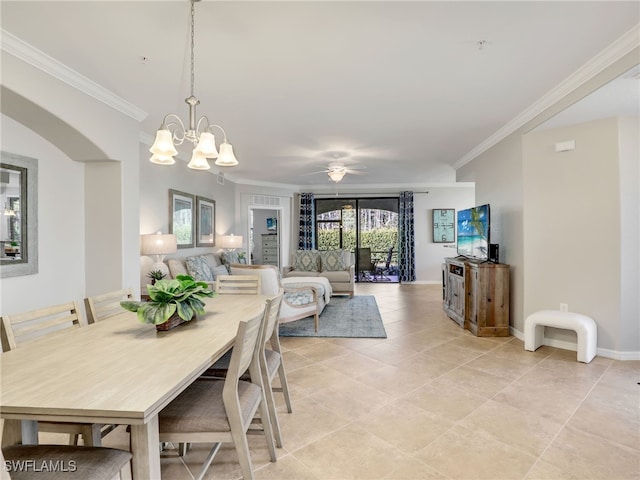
(140, 251), (238, 293)
(283, 249), (354, 298)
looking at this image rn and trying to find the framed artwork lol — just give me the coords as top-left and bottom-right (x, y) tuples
(169, 189), (194, 248)
(432, 208), (455, 243)
(196, 196), (216, 247)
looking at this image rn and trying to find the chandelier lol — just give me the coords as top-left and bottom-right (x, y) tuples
(149, 0), (238, 170)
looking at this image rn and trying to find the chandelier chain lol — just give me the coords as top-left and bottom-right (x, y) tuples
(190, 0), (195, 98)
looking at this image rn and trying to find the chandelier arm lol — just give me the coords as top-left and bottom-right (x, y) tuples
(161, 114), (188, 145)
(208, 124), (229, 142)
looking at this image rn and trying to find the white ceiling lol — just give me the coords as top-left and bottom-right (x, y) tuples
(2, 1), (639, 187)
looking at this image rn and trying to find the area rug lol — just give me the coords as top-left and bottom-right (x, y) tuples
(279, 295), (387, 338)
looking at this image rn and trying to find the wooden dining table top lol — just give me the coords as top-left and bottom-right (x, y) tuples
(0, 294), (267, 425)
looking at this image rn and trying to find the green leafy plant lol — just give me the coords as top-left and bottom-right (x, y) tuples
(121, 275), (215, 325)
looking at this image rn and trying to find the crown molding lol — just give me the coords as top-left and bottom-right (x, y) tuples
(1, 29), (148, 123)
(455, 24), (640, 169)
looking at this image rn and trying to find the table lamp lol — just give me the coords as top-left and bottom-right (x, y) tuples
(219, 234), (243, 251)
(141, 233), (177, 277)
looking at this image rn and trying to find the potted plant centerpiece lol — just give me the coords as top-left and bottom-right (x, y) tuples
(121, 275), (215, 331)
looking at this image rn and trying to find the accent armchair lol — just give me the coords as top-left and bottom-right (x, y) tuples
(229, 264), (324, 330)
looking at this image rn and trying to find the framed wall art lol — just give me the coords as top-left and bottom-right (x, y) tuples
(169, 189), (194, 248)
(196, 196), (216, 247)
(432, 208), (455, 243)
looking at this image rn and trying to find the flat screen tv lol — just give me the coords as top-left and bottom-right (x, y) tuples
(456, 204), (490, 260)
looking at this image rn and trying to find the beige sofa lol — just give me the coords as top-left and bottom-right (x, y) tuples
(140, 252), (231, 293)
(283, 249), (354, 298)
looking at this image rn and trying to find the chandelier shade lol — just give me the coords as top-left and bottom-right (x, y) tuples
(187, 152), (211, 170)
(215, 142), (239, 166)
(148, 0), (237, 170)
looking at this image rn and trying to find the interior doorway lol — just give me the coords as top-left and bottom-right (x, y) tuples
(315, 197), (399, 283)
(248, 207), (281, 268)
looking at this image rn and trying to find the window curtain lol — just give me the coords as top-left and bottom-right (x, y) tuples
(398, 191), (415, 282)
(298, 193), (315, 250)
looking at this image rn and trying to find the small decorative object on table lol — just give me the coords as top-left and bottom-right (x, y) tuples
(146, 269), (166, 285)
(121, 275), (215, 331)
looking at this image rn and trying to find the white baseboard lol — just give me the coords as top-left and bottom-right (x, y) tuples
(509, 326), (640, 360)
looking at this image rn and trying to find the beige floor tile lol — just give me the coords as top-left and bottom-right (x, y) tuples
(468, 352), (537, 381)
(383, 456), (449, 479)
(254, 453), (321, 479)
(357, 341), (422, 366)
(432, 364), (513, 399)
(459, 399), (564, 456)
(492, 380), (585, 425)
(354, 399), (455, 453)
(294, 341), (354, 363)
(307, 377), (395, 420)
(539, 426), (640, 480)
(422, 342), (484, 366)
(292, 424), (406, 479)
(414, 424), (537, 479)
(524, 459), (584, 480)
(320, 350), (388, 376)
(354, 363), (439, 397)
(445, 335), (502, 353)
(281, 349), (314, 372)
(568, 385), (640, 451)
(285, 363), (353, 398)
(277, 396), (351, 452)
(402, 382), (488, 422)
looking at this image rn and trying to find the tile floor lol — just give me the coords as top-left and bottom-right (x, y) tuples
(98, 283), (639, 479)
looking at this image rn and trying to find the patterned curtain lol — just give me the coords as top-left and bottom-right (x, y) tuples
(298, 193), (315, 250)
(398, 191), (416, 282)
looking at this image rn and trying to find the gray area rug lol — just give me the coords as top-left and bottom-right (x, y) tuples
(279, 295), (387, 338)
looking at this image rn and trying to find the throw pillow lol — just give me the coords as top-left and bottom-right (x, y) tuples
(185, 255), (214, 281)
(320, 250), (345, 272)
(294, 250), (319, 272)
(167, 259), (188, 278)
(220, 251), (240, 272)
(211, 265), (229, 279)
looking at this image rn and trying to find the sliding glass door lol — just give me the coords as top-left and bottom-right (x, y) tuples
(315, 197), (399, 283)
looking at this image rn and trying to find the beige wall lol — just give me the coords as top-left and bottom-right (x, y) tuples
(457, 134), (525, 330)
(618, 116), (640, 352)
(523, 118), (622, 351)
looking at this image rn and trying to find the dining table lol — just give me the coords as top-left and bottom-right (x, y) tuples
(1, 294), (267, 479)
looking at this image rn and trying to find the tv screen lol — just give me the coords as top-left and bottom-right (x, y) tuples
(457, 204), (490, 260)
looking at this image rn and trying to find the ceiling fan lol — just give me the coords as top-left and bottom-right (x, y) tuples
(303, 163), (367, 183)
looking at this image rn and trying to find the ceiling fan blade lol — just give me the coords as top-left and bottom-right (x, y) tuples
(345, 169), (367, 175)
(300, 170), (329, 176)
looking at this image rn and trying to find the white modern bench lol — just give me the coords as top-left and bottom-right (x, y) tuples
(524, 310), (597, 363)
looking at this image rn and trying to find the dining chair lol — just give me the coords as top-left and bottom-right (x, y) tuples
(84, 288), (134, 324)
(84, 289), (136, 439)
(215, 275), (261, 295)
(0, 302), (104, 447)
(1, 444), (131, 480)
(158, 307), (277, 480)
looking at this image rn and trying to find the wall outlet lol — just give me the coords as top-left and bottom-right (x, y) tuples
(560, 303), (568, 312)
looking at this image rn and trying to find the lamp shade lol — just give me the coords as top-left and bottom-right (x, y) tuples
(140, 233), (177, 256)
(150, 153), (176, 165)
(215, 142), (239, 166)
(194, 131), (219, 158)
(187, 152), (211, 170)
(149, 129), (178, 157)
(218, 234), (243, 250)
